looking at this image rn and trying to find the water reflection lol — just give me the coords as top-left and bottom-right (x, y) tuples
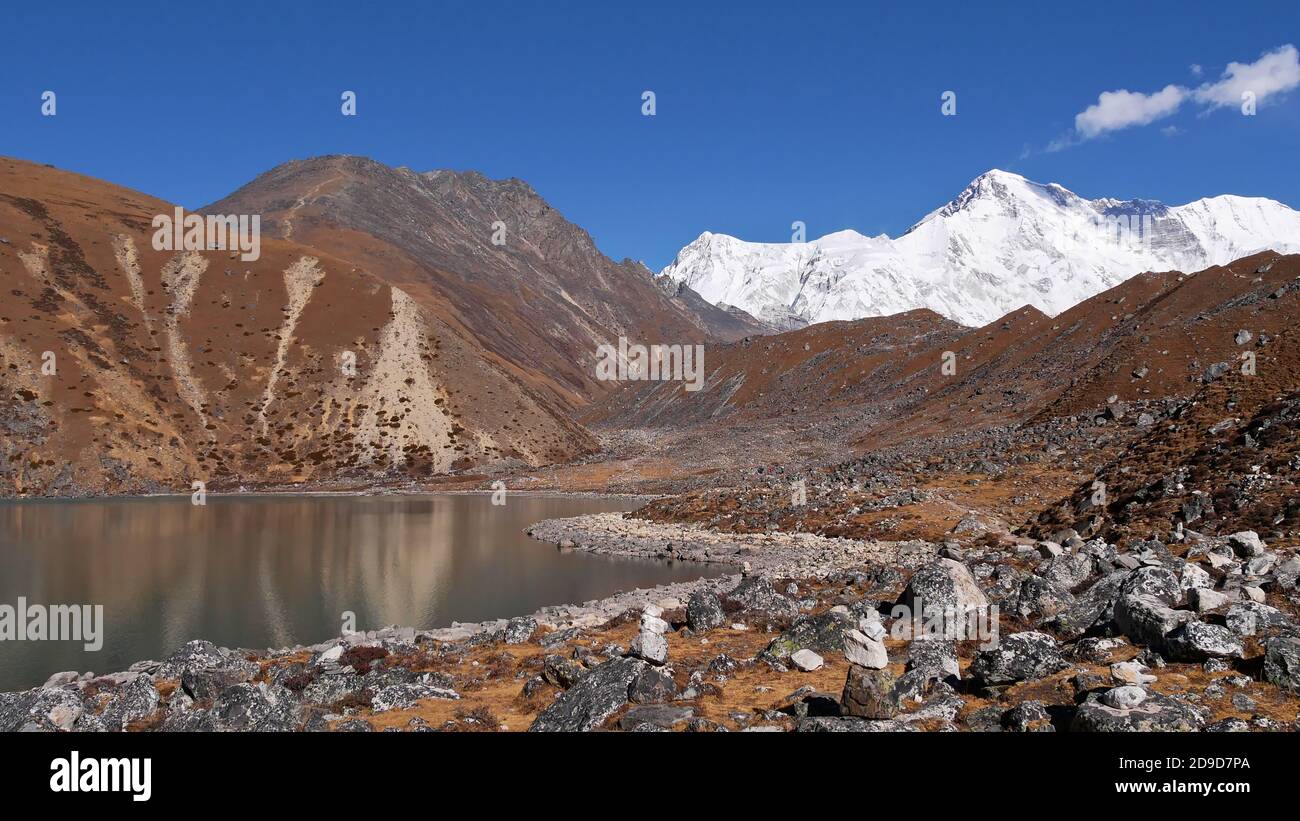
(0, 494), (720, 691)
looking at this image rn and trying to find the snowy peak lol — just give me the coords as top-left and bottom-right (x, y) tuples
(664, 170), (1300, 328)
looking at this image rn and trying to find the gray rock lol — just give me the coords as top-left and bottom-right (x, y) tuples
(1263, 636), (1300, 695)
(100, 675), (161, 730)
(1101, 685), (1148, 710)
(370, 682), (459, 712)
(686, 590), (726, 632)
(906, 638), (961, 681)
(1002, 700), (1055, 732)
(900, 558), (989, 619)
(841, 665), (898, 720)
(1050, 570), (1129, 639)
(1113, 593), (1195, 649)
(764, 609), (852, 661)
(1071, 692), (1203, 732)
(628, 665), (678, 704)
(1190, 587), (1232, 612)
(1119, 566), (1182, 605)
(211, 683), (300, 731)
(618, 704), (694, 731)
(1164, 621), (1244, 662)
(1227, 531), (1265, 558)
(503, 616), (537, 645)
(726, 575), (799, 617)
(1043, 552), (1095, 591)
(528, 657), (645, 732)
(970, 632), (1067, 686)
(542, 654), (583, 689)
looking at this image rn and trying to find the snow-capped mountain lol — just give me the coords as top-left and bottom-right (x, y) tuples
(662, 170), (1300, 328)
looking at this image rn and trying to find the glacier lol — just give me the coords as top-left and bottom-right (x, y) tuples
(661, 170), (1300, 329)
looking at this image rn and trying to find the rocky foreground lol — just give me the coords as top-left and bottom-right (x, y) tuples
(2, 513), (1299, 732)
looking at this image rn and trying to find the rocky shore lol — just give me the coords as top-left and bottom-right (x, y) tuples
(3, 512), (1299, 733)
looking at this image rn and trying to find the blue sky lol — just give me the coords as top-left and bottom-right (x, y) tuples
(3, 0), (1298, 270)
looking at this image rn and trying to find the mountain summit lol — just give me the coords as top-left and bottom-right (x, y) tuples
(662, 170), (1300, 328)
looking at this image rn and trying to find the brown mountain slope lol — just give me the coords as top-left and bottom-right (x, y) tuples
(1030, 327), (1300, 547)
(589, 252), (1299, 436)
(0, 158), (595, 496)
(203, 155), (768, 410)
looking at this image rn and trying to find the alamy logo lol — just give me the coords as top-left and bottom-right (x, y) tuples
(0, 597), (103, 651)
(50, 752), (151, 802)
(595, 337), (705, 392)
(151, 207), (261, 261)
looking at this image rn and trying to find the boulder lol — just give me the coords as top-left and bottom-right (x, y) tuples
(1118, 566), (1182, 606)
(100, 675), (161, 730)
(628, 665), (678, 704)
(900, 558), (988, 619)
(528, 657), (645, 732)
(764, 610), (852, 661)
(503, 616), (537, 645)
(791, 649), (824, 672)
(629, 630), (669, 666)
(1227, 531), (1265, 558)
(1042, 553), (1095, 591)
(1050, 570), (1128, 639)
(1101, 685), (1148, 710)
(542, 654), (583, 689)
(1263, 636), (1300, 695)
(842, 629), (888, 669)
(726, 575), (798, 617)
(1071, 692), (1203, 732)
(841, 666), (898, 720)
(371, 682), (459, 712)
(970, 632), (1067, 686)
(1002, 701), (1055, 732)
(1112, 594), (1194, 649)
(1163, 621), (1244, 662)
(686, 590), (726, 632)
(618, 704), (694, 731)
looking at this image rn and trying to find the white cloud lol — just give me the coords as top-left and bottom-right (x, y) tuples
(1074, 84), (1187, 138)
(1193, 44), (1300, 109)
(1060, 44), (1299, 148)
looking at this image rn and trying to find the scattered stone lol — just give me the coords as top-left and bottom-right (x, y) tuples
(841, 666), (898, 720)
(503, 616), (537, 645)
(529, 657), (645, 732)
(791, 649), (824, 672)
(1263, 636), (1300, 695)
(842, 629), (888, 669)
(1110, 660), (1157, 686)
(686, 590), (725, 632)
(1071, 692), (1203, 732)
(1101, 685), (1148, 710)
(1164, 621), (1244, 662)
(969, 632), (1067, 686)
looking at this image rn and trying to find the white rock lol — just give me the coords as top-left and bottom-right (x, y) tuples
(318, 645), (344, 664)
(1242, 586), (1266, 603)
(1190, 587), (1231, 612)
(843, 629), (889, 669)
(640, 614), (670, 635)
(1036, 541), (1064, 558)
(630, 630), (668, 665)
(1101, 685), (1148, 710)
(791, 649), (824, 672)
(1110, 661), (1157, 686)
(642, 604), (664, 619)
